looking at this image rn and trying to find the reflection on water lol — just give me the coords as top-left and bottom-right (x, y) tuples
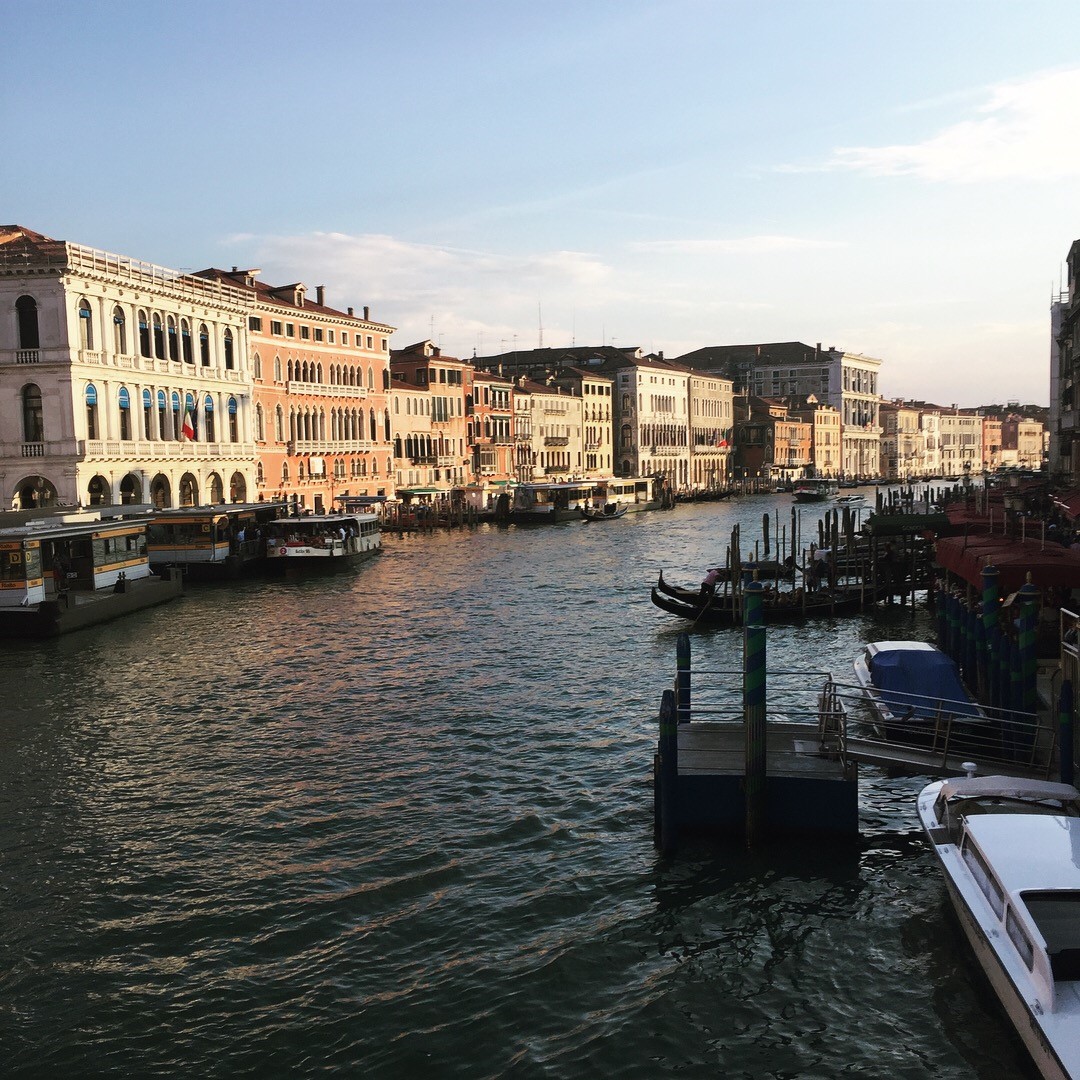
(0, 498), (1038, 1077)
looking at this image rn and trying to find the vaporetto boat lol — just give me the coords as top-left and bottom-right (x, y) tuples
(917, 773), (1080, 1080)
(264, 512), (381, 569)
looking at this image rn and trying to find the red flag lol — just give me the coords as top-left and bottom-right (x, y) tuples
(181, 410), (195, 441)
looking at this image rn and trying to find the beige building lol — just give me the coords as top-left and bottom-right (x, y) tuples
(512, 376), (584, 480)
(791, 395), (841, 478)
(550, 367), (614, 476)
(391, 341), (471, 497)
(688, 369), (734, 491)
(0, 225), (256, 510)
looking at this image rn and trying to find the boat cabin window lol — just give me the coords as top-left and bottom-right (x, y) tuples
(960, 839), (1005, 918)
(1022, 891), (1080, 980)
(1005, 907), (1036, 971)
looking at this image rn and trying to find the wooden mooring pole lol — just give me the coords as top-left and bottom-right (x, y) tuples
(744, 580), (766, 848)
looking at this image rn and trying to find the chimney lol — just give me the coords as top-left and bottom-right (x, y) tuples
(348, 307), (354, 317)
(316, 285), (325, 306)
(363, 305), (370, 320)
(815, 342), (821, 361)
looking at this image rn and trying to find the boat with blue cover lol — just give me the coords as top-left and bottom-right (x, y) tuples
(853, 640), (986, 741)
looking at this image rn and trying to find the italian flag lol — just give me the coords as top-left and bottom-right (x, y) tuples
(181, 410), (195, 440)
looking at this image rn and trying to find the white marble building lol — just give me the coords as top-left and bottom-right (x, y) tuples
(0, 226), (256, 509)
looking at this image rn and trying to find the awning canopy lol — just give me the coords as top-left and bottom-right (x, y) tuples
(935, 534), (1080, 593)
(1053, 487), (1080, 521)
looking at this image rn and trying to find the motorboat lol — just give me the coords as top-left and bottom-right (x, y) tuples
(835, 494), (865, 506)
(853, 640), (985, 741)
(917, 773), (1080, 1080)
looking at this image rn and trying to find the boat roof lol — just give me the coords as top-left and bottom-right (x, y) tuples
(267, 513), (374, 525)
(965, 814), (1080, 893)
(939, 775), (1080, 805)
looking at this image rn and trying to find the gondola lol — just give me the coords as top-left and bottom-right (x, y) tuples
(581, 503), (628, 521)
(650, 570), (877, 626)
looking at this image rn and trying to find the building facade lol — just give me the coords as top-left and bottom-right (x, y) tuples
(198, 269), (394, 512)
(1, 225), (256, 510)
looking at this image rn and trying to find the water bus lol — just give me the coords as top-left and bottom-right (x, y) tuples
(147, 501), (287, 579)
(0, 507), (182, 637)
(264, 512), (381, 570)
(500, 476), (668, 524)
(793, 478), (840, 503)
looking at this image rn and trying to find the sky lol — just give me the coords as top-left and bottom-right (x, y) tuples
(5, 0), (1080, 407)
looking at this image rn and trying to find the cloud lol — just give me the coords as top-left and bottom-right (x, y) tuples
(799, 68), (1080, 182)
(233, 230), (619, 353)
(628, 235), (844, 255)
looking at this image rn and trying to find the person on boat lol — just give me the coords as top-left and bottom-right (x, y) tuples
(700, 567), (722, 597)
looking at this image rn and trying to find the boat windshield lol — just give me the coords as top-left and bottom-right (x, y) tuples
(1022, 891), (1080, 980)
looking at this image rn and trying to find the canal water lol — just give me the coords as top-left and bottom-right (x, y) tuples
(0, 495), (1041, 1079)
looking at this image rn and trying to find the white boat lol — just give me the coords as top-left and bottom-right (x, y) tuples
(853, 640), (986, 741)
(793, 478), (839, 502)
(917, 773), (1080, 1080)
(264, 512), (381, 569)
(835, 493), (865, 506)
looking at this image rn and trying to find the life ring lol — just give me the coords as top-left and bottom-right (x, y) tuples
(278, 547), (287, 555)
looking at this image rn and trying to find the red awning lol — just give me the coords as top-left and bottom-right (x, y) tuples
(1052, 487), (1080, 521)
(936, 534), (1080, 593)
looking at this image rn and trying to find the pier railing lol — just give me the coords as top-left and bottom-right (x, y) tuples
(826, 679), (1057, 779)
(673, 664), (851, 773)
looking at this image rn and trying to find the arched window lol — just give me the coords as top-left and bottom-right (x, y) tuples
(181, 319), (193, 363)
(142, 388), (152, 439)
(138, 310), (151, 357)
(203, 394), (215, 442)
(369, 408), (376, 441)
(253, 352), (262, 380)
(281, 462), (290, 484)
(16, 295), (39, 350)
(152, 313), (164, 359)
(224, 329), (234, 369)
(274, 356), (282, 382)
(171, 391), (181, 439)
(228, 396), (238, 442)
(256, 461), (265, 485)
(184, 392), (196, 440)
(384, 409), (391, 441)
(113, 306), (127, 355)
(199, 323), (210, 366)
(118, 386), (131, 440)
(78, 300), (94, 350)
(275, 405), (284, 442)
(167, 316), (178, 361)
(255, 403), (264, 441)
(85, 383), (99, 440)
(383, 368), (390, 390)
(367, 365), (374, 390)
(22, 383), (43, 442)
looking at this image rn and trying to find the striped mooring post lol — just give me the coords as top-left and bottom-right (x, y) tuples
(982, 566), (1000, 709)
(657, 687), (679, 856)
(676, 632), (691, 725)
(1060, 680), (1074, 789)
(1018, 580), (1040, 719)
(743, 580), (766, 849)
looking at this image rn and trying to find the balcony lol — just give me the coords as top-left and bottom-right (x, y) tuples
(288, 380), (369, 399)
(82, 438), (257, 461)
(544, 436), (569, 446)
